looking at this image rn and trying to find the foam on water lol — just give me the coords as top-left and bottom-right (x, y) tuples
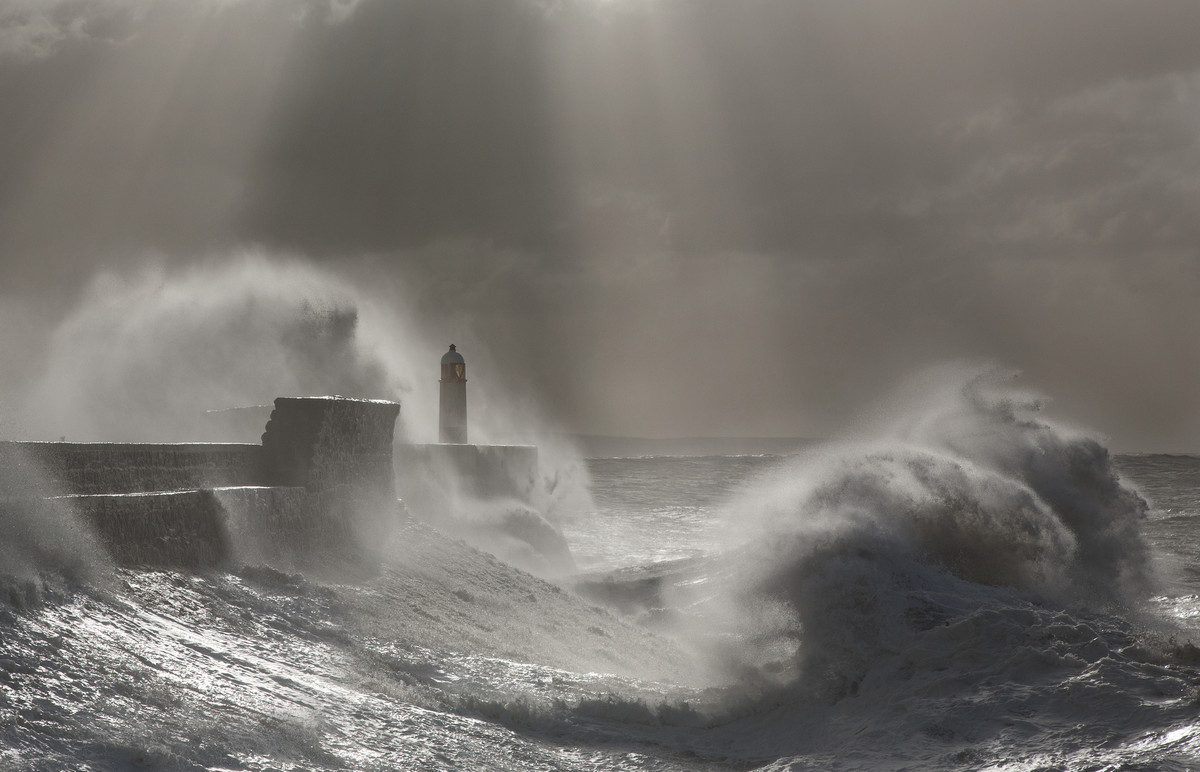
(5, 311), (1200, 771)
(0, 516), (727, 771)
(567, 455), (764, 571)
(625, 366), (1200, 769)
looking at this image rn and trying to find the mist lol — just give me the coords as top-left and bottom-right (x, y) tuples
(2, 0), (1200, 449)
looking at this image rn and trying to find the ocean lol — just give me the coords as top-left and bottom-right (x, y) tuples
(4, 384), (1200, 771)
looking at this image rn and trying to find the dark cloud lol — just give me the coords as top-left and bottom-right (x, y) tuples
(2, 0), (1200, 448)
(236, 0), (565, 252)
(6, 0), (1200, 259)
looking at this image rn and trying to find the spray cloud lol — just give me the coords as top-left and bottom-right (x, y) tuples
(1, 252), (593, 574)
(685, 364), (1152, 691)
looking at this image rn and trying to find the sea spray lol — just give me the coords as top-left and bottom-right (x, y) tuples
(17, 256), (410, 442)
(682, 366), (1154, 696)
(587, 366), (1200, 768)
(3, 254), (592, 572)
(882, 364), (1152, 601)
(2, 377), (1199, 769)
(0, 445), (113, 595)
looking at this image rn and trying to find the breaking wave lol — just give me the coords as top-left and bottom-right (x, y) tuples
(616, 365), (1199, 768)
(3, 356), (1199, 770)
(695, 367), (1151, 680)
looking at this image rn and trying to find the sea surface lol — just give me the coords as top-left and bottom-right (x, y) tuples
(5, 398), (1200, 770)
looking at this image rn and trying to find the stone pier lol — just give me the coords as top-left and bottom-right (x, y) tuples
(0, 396), (401, 569)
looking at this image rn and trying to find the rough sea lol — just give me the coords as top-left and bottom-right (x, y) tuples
(4, 377), (1200, 771)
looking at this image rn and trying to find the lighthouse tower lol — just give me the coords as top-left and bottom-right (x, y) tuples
(439, 344), (467, 443)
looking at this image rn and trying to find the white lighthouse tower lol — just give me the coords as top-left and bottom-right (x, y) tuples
(439, 344), (467, 444)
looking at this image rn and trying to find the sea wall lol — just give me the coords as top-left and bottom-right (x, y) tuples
(394, 443), (538, 503)
(0, 396), (402, 569)
(261, 397), (400, 497)
(16, 486), (315, 568)
(59, 490), (232, 567)
(0, 442), (263, 497)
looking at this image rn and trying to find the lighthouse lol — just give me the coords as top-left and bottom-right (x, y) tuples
(396, 343), (553, 568)
(439, 344), (467, 443)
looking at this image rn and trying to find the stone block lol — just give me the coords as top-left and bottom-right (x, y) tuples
(260, 396), (400, 497)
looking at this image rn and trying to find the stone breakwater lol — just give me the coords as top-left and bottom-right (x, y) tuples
(0, 397), (401, 569)
(0, 443), (263, 497)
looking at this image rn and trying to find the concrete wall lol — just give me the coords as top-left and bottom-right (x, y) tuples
(261, 397), (400, 496)
(0, 396), (403, 569)
(211, 486), (320, 568)
(46, 491), (230, 568)
(0, 396), (401, 499)
(37, 486), (317, 568)
(0, 442), (263, 497)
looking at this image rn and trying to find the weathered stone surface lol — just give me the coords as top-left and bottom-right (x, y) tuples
(208, 486), (312, 567)
(258, 397), (403, 557)
(261, 396), (400, 496)
(0, 442), (263, 497)
(50, 491), (229, 568)
(0, 396), (403, 570)
(9, 486), (332, 569)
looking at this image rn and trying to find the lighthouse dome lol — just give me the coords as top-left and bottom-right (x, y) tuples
(441, 344), (465, 365)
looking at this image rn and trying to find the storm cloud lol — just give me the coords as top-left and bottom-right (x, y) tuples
(2, 0), (1200, 448)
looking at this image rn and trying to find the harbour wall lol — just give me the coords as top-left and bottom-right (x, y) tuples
(0, 396), (401, 569)
(393, 443), (538, 503)
(0, 442), (263, 497)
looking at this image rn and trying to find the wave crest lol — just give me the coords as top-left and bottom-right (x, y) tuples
(699, 366), (1152, 690)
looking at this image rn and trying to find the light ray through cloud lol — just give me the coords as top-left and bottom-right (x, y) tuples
(2, 1), (1200, 447)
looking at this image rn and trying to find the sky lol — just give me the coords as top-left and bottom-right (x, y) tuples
(1, 0), (1200, 449)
